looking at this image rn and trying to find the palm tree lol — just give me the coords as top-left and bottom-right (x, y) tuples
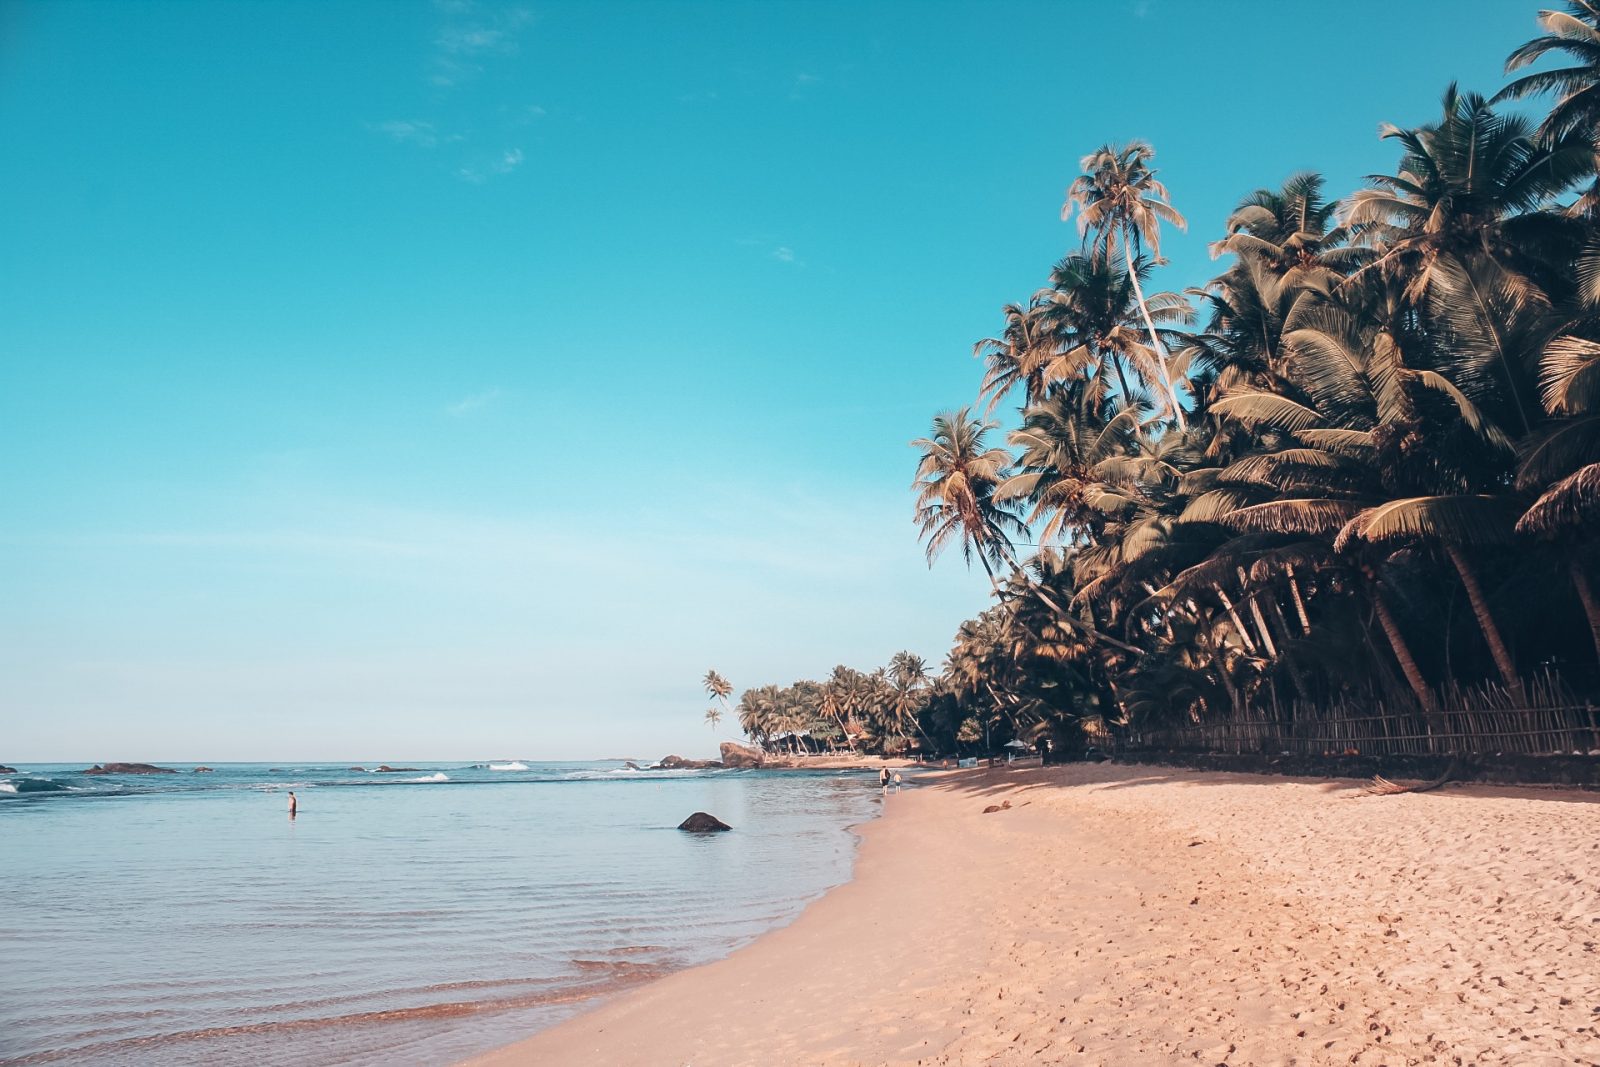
(703, 706), (723, 731)
(703, 668), (734, 730)
(913, 407), (1142, 654)
(1063, 141), (1191, 426)
(1498, 2), (1600, 143)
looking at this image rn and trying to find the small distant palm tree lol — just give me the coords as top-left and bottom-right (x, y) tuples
(702, 669), (733, 735)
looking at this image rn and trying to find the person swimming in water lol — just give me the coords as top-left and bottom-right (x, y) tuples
(287, 791), (297, 816)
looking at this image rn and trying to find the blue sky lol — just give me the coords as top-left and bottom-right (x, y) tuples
(0, 0), (1541, 760)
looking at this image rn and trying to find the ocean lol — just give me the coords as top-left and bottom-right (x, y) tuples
(0, 761), (889, 1066)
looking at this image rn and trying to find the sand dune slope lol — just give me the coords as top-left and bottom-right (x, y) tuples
(465, 764), (1600, 1066)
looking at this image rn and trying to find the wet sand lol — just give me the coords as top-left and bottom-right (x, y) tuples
(464, 763), (1600, 1066)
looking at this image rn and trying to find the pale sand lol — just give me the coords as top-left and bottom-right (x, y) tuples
(465, 764), (1600, 1066)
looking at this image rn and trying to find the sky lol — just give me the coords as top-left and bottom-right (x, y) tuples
(0, 0), (1546, 761)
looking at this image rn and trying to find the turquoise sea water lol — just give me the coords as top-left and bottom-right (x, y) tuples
(0, 761), (888, 1066)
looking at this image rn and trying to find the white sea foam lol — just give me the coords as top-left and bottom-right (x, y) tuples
(0, 782), (16, 794)
(405, 773), (450, 783)
(488, 761), (529, 771)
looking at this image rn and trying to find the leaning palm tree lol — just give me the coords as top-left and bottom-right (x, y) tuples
(1063, 141), (1190, 426)
(913, 407), (1142, 653)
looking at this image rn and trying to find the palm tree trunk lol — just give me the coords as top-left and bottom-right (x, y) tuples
(1238, 568), (1276, 656)
(1123, 253), (1187, 429)
(1443, 544), (1520, 694)
(1371, 582), (1440, 721)
(1569, 559), (1600, 668)
(1286, 564), (1311, 635)
(1216, 589), (1257, 653)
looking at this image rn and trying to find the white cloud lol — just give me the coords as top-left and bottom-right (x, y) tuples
(773, 246), (796, 263)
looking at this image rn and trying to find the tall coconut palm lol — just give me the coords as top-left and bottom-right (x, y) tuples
(1063, 141), (1191, 426)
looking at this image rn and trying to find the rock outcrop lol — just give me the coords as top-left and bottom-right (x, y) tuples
(0, 765), (16, 774)
(374, 765), (421, 773)
(677, 811), (732, 832)
(654, 755), (723, 770)
(192, 766), (214, 773)
(718, 741), (765, 769)
(81, 763), (177, 776)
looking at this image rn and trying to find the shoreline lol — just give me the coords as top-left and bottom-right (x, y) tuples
(463, 762), (1600, 1066)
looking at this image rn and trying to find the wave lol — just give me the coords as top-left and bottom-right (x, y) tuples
(0, 778), (71, 795)
(403, 773), (450, 783)
(488, 761), (529, 771)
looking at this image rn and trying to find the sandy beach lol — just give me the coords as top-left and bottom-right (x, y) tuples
(465, 763), (1600, 1067)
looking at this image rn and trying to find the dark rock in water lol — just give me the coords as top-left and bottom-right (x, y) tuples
(677, 811), (731, 832)
(719, 741), (765, 769)
(0, 765), (16, 774)
(623, 761), (641, 771)
(81, 763), (178, 776)
(348, 766), (366, 772)
(654, 755), (723, 770)
(374, 765), (421, 773)
(192, 766), (214, 773)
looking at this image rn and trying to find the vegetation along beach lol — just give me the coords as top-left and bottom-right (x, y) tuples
(5, 1), (1600, 1065)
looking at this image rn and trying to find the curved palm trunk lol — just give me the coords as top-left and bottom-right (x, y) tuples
(1123, 254), (1187, 429)
(1443, 544), (1521, 694)
(1370, 582), (1441, 722)
(1569, 560), (1600, 668)
(980, 544), (1144, 656)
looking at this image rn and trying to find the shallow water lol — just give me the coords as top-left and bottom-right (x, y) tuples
(0, 761), (886, 1065)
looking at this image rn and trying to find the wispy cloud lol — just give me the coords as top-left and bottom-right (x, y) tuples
(431, 3), (533, 88)
(456, 148), (523, 183)
(373, 120), (441, 148)
(772, 246), (797, 264)
(446, 388), (504, 416)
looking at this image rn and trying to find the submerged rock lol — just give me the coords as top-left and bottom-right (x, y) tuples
(81, 763), (177, 776)
(374, 765), (421, 773)
(677, 812), (732, 832)
(718, 741), (765, 769)
(192, 766), (214, 773)
(348, 766), (366, 772)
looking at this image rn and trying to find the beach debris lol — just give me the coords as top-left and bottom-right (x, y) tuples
(1361, 759), (1461, 797)
(677, 812), (732, 832)
(982, 800), (1013, 814)
(80, 763), (177, 776)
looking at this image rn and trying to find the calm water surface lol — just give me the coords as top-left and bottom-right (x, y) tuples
(0, 761), (888, 1065)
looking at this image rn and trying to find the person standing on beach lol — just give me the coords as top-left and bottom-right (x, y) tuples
(287, 791), (297, 816)
(878, 767), (890, 790)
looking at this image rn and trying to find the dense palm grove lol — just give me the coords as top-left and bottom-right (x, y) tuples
(737, 6), (1600, 759)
